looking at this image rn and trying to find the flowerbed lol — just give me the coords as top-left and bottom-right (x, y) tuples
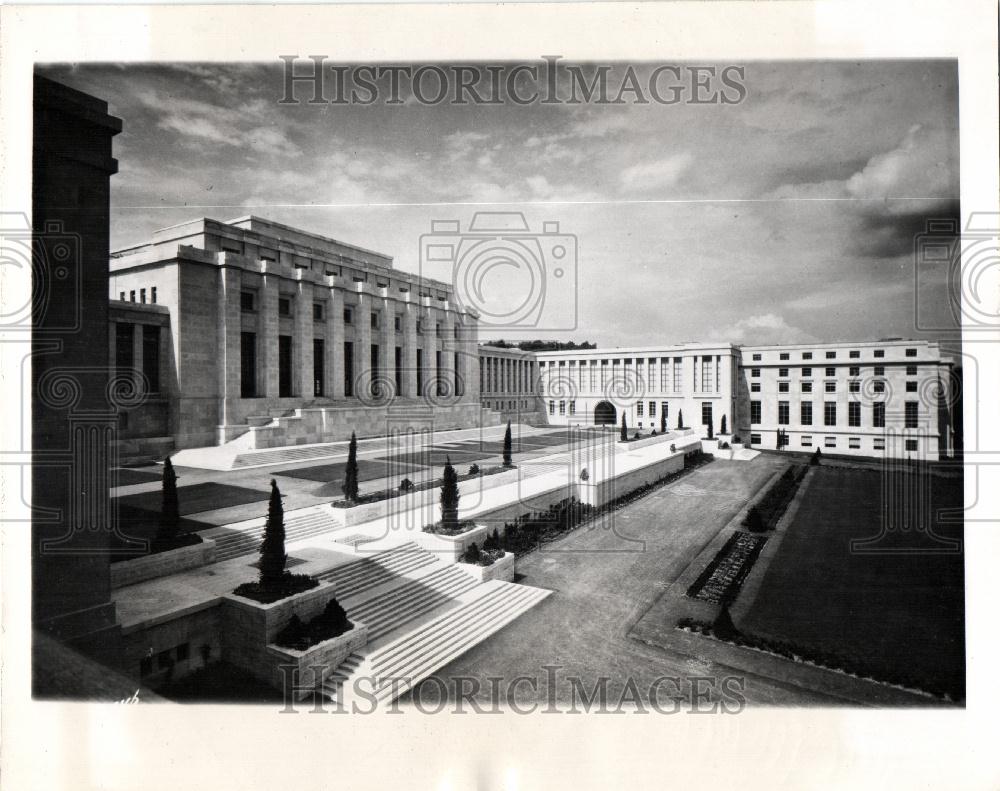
(232, 572), (319, 604)
(331, 463), (513, 508)
(274, 598), (352, 650)
(742, 464), (807, 531)
(686, 531), (767, 605)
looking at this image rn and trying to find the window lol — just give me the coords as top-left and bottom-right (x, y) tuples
(701, 402), (713, 427)
(343, 307), (353, 324)
(779, 382), (789, 393)
(779, 367), (789, 377)
(824, 401), (837, 426)
(636, 401), (644, 417)
(849, 437), (861, 449)
(548, 400), (555, 415)
(874, 365), (885, 376)
(559, 401), (566, 415)
(802, 367), (812, 377)
(906, 381), (918, 392)
(826, 351), (836, 359)
(825, 367), (835, 377)
(873, 403), (885, 428)
(278, 297), (291, 317)
(800, 401), (813, 425)
(906, 348), (917, 357)
(779, 352), (790, 360)
(142, 326), (160, 393)
(569, 400), (576, 415)
(849, 366), (860, 376)
(139, 288), (146, 304)
(906, 365), (918, 376)
(849, 350), (860, 359)
(649, 401), (656, 415)
(436, 322), (443, 337)
(129, 290), (136, 302)
(151, 286), (157, 304)
(119, 291), (126, 301)
(905, 401), (919, 428)
(371, 312), (379, 329)
(873, 438), (885, 451)
(848, 402), (861, 427)
(751, 383), (761, 392)
(777, 401), (789, 425)
(801, 382), (812, 393)
(394, 315), (402, 332)
(802, 352), (813, 360)
(750, 433), (761, 445)
(801, 435), (812, 446)
(661, 402), (669, 421)
(874, 349), (885, 358)
(750, 401), (761, 424)
(825, 381), (836, 393)
(313, 303), (324, 321)
(752, 353), (762, 361)
(873, 380), (885, 393)
(905, 439), (918, 452)
(825, 436), (837, 448)
(751, 367), (760, 378)
(849, 380), (860, 393)
(241, 291), (255, 312)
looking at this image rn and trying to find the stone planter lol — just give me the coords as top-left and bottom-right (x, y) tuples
(457, 551), (516, 582)
(415, 523), (488, 562)
(616, 432), (677, 452)
(110, 538), (216, 589)
(265, 621), (368, 698)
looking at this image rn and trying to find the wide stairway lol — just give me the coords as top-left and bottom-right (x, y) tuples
(210, 506), (343, 563)
(322, 579), (551, 708)
(314, 542), (438, 599)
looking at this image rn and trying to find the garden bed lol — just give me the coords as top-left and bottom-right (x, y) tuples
(685, 531), (767, 605)
(330, 463), (514, 509)
(232, 572), (319, 605)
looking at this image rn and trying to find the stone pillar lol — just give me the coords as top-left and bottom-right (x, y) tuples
(355, 286), (372, 399)
(259, 264), (279, 398)
(423, 303), (439, 399)
(328, 283), (344, 399)
(295, 278), (313, 399)
(131, 320), (143, 394)
(403, 300), (418, 398)
(461, 312), (480, 401)
(217, 263), (243, 431)
(381, 293), (396, 396)
(442, 308), (456, 397)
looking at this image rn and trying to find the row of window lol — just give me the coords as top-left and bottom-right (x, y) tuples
(751, 400), (919, 428)
(750, 347), (918, 362)
(751, 365), (919, 378)
(118, 287), (157, 304)
(767, 379), (920, 393)
(748, 433), (919, 452)
(486, 399), (533, 411)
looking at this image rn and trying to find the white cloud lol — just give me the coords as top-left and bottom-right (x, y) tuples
(619, 153), (693, 194)
(709, 313), (819, 345)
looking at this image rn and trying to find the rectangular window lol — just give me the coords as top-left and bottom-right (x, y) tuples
(825, 367), (835, 377)
(278, 297), (291, 317)
(905, 401), (919, 428)
(700, 355), (713, 391)
(906, 381), (918, 392)
(826, 351), (836, 359)
(343, 341), (354, 396)
(905, 439), (918, 451)
(849, 366), (860, 376)
(569, 400), (576, 415)
(750, 433), (761, 445)
(371, 312), (379, 329)
(906, 348), (917, 357)
(874, 349), (885, 358)
(906, 365), (918, 376)
(140, 288), (146, 304)
(751, 383), (761, 392)
(343, 307), (353, 324)
(559, 401), (566, 415)
(824, 401), (837, 426)
(549, 400), (555, 415)
(636, 401), (644, 417)
(777, 401), (789, 425)
(750, 401), (761, 424)
(849, 350), (860, 359)
(752, 353), (762, 361)
(874, 365), (885, 376)
(873, 380), (885, 393)
(873, 402), (885, 428)
(825, 381), (836, 393)
(825, 436), (837, 448)
(151, 286), (157, 304)
(801, 382), (812, 393)
(436, 322), (443, 337)
(873, 438), (885, 451)
(313, 302), (324, 321)
(751, 367), (760, 378)
(801, 435), (812, 446)
(779, 382), (789, 393)
(701, 401), (713, 428)
(800, 401), (812, 425)
(129, 290), (136, 302)
(849, 380), (860, 393)
(849, 437), (861, 449)
(802, 352), (813, 360)
(779, 352), (790, 360)
(119, 291), (126, 301)
(115, 323), (134, 377)
(142, 325), (160, 394)
(848, 402), (861, 427)
(649, 401), (656, 415)
(801, 367), (812, 377)
(673, 358), (682, 393)
(779, 367), (789, 377)
(240, 332), (256, 398)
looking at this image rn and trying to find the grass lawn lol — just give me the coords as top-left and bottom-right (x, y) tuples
(739, 465), (964, 698)
(275, 457), (426, 484)
(114, 481), (271, 516)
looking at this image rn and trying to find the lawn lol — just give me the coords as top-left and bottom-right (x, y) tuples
(114, 481), (271, 515)
(275, 457), (426, 484)
(738, 465), (965, 699)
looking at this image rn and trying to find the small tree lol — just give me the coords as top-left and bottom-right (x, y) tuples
(660, 409), (667, 434)
(502, 421), (513, 467)
(746, 505), (765, 533)
(677, 409), (684, 430)
(440, 456), (460, 531)
(706, 421), (714, 439)
(259, 479), (287, 590)
(465, 541), (481, 564)
(811, 447), (822, 465)
(156, 456), (180, 547)
(620, 412), (628, 442)
(342, 431), (359, 502)
(714, 606), (739, 639)
(720, 414), (728, 435)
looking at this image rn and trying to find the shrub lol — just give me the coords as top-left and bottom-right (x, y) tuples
(632, 431), (639, 440)
(670, 444), (676, 452)
(720, 442), (731, 450)
(720, 414), (728, 435)
(275, 614), (308, 650)
(273, 598), (352, 650)
(706, 421), (714, 440)
(259, 479), (287, 590)
(155, 456), (180, 547)
(651, 429), (657, 436)
(811, 447), (822, 465)
(745, 505), (765, 533)
(713, 606), (739, 639)
(620, 413), (628, 442)
(440, 457), (460, 531)
(579, 468), (590, 481)
(468, 463), (481, 476)
(502, 421), (513, 467)
(733, 435), (741, 444)
(399, 478), (414, 492)
(677, 410), (684, 429)
(660, 410), (667, 434)
(342, 431), (359, 502)
(464, 541), (481, 563)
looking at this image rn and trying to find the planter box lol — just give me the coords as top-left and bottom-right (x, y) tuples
(616, 432), (677, 452)
(457, 551), (516, 583)
(265, 621), (368, 698)
(415, 523), (488, 562)
(701, 438), (720, 453)
(578, 452), (684, 509)
(110, 539), (216, 589)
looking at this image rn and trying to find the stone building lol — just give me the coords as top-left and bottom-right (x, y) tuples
(478, 344), (544, 421)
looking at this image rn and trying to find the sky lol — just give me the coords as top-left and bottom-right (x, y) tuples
(42, 60), (960, 349)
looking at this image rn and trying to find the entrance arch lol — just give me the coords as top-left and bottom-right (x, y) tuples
(594, 400), (617, 426)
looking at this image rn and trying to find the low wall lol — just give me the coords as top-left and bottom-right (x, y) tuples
(415, 523), (488, 562)
(265, 622), (368, 698)
(457, 552), (516, 583)
(578, 452), (685, 509)
(617, 432), (683, 452)
(111, 539), (217, 589)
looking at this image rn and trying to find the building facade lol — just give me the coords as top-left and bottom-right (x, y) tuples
(478, 344), (544, 421)
(109, 217), (486, 451)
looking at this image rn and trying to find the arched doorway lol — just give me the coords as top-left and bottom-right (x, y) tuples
(594, 400), (617, 426)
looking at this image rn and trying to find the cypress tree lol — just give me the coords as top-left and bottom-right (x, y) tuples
(620, 412), (628, 441)
(677, 409), (684, 430)
(502, 420), (513, 467)
(660, 409), (667, 434)
(440, 456), (460, 531)
(156, 456), (180, 547)
(342, 431), (359, 502)
(721, 414), (728, 435)
(259, 479), (287, 590)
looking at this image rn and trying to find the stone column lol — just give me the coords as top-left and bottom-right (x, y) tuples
(355, 285), (371, 399)
(295, 277), (313, 399)
(131, 320), (143, 394)
(462, 313), (480, 401)
(328, 282), (344, 399)
(441, 308), (456, 397)
(258, 263), (279, 398)
(403, 300), (418, 398)
(381, 293), (396, 396)
(423, 302), (439, 399)
(217, 264), (243, 429)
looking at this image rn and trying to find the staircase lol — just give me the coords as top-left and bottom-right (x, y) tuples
(322, 580), (551, 707)
(209, 506), (343, 563)
(314, 542), (437, 599)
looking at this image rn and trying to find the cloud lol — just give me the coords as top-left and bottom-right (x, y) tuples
(709, 313), (819, 345)
(619, 153), (693, 194)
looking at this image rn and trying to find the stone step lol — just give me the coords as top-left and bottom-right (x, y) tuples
(315, 543), (437, 599)
(211, 510), (341, 562)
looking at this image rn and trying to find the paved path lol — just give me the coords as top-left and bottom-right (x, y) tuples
(406, 455), (840, 708)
